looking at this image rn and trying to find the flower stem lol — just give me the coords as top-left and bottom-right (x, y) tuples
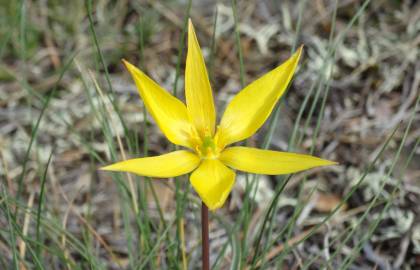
(201, 202), (210, 270)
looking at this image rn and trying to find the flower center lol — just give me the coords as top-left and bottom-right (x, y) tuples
(196, 136), (220, 159)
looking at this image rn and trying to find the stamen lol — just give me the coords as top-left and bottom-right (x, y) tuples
(195, 136), (218, 159)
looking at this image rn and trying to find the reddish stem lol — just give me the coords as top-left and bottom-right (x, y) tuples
(201, 202), (210, 270)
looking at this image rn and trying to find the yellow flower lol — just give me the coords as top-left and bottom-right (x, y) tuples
(101, 20), (336, 210)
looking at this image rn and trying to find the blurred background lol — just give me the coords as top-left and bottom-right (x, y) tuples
(0, 0), (419, 269)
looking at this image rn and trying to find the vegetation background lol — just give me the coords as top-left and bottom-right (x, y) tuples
(0, 0), (419, 269)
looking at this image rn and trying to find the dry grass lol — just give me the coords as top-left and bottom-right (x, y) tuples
(0, 0), (419, 269)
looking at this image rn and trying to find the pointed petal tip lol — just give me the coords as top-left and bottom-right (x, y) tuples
(188, 18), (194, 31)
(207, 203), (221, 211)
(121, 59), (134, 70)
(99, 162), (130, 172)
(316, 158), (339, 168)
(293, 45), (303, 60)
(202, 198), (225, 211)
(99, 164), (117, 172)
(188, 19), (199, 45)
(201, 193), (231, 211)
(203, 197), (226, 211)
(122, 59), (138, 74)
(325, 160), (339, 166)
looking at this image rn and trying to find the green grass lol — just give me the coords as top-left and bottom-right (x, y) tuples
(0, 0), (418, 269)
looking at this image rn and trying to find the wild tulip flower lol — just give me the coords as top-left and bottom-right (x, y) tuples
(101, 20), (336, 210)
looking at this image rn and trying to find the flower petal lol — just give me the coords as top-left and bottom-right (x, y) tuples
(100, 150), (200, 178)
(123, 60), (194, 148)
(220, 146), (336, 175)
(216, 47), (303, 147)
(185, 19), (216, 137)
(190, 159), (235, 210)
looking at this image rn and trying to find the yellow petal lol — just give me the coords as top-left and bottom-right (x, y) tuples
(100, 150), (200, 178)
(216, 47), (303, 147)
(190, 159), (235, 210)
(185, 19), (216, 137)
(219, 146), (336, 175)
(123, 60), (194, 148)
